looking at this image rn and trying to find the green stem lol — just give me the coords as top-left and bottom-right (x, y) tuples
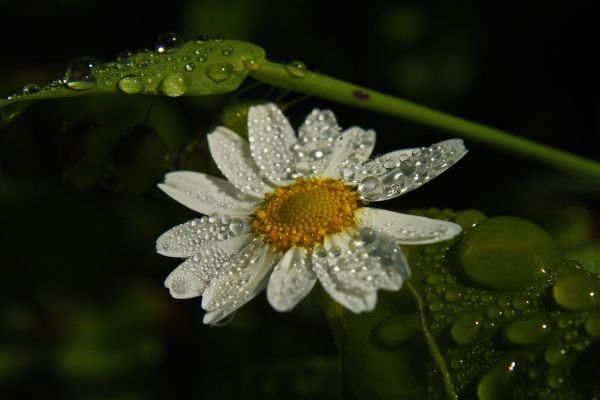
(406, 281), (458, 400)
(249, 60), (600, 180)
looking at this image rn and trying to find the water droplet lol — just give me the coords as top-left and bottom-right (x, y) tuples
(400, 159), (415, 175)
(206, 63), (233, 83)
(117, 50), (134, 60)
(358, 177), (383, 200)
(185, 63), (195, 72)
(158, 72), (190, 97)
(544, 344), (567, 366)
(195, 34), (208, 43)
(65, 56), (100, 90)
(456, 217), (560, 290)
(359, 227), (377, 244)
(285, 60), (308, 78)
(504, 313), (551, 345)
(22, 83), (40, 95)
(328, 246), (341, 257)
(553, 272), (599, 311)
(222, 47), (233, 56)
(229, 220), (245, 236)
(117, 75), (145, 94)
(477, 356), (518, 400)
(451, 312), (483, 346)
(156, 32), (184, 53)
(585, 312), (600, 337)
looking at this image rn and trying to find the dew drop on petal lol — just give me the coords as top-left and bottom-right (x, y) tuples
(359, 227), (377, 244)
(358, 176), (383, 200)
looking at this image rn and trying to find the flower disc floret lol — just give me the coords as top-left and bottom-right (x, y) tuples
(252, 178), (360, 251)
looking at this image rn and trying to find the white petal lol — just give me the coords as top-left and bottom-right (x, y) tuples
(339, 148), (418, 185)
(356, 139), (467, 201)
(267, 248), (317, 312)
(359, 208), (462, 244)
(312, 231), (408, 313)
(291, 109), (342, 177)
(202, 240), (278, 325)
(164, 235), (253, 299)
(247, 103), (296, 186)
(156, 215), (252, 257)
(207, 127), (274, 198)
(321, 127), (376, 179)
(158, 171), (259, 216)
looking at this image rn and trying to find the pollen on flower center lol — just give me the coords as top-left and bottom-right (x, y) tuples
(251, 178), (361, 252)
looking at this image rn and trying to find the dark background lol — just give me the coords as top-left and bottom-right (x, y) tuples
(1, 0), (599, 399)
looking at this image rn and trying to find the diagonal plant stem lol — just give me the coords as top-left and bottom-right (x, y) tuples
(406, 281), (458, 400)
(249, 60), (600, 180)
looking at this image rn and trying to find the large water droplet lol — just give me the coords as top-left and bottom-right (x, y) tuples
(450, 312), (483, 346)
(156, 32), (184, 53)
(477, 356), (519, 400)
(552, 272), (599, 311)
(358, 177), (383, 200)
(285, 60), (308, 78)
(456, 217), (561, 290)
(206, 63), (233, 83)
(585, 312), (600, 337)
(158, 72), (190, 97)
(504, 313), (551, 345)
(66, 56), (100, 90)
(117, 75), (145, 94)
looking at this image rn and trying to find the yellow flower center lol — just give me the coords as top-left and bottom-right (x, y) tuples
(251, 178), (361, 252)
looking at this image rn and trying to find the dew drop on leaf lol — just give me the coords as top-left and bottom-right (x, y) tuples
(552, 272), (600, 311)
(503, 313), (551, 345)
(206, 63), (233, 83)
(158, 72), (190, 97)
(117, 75), (145, 94)
(285, 60), (308, 78)
(450, 311), (483, 346)
(155, 32), (184, 53)
(66, 56), (100, 90)
(22, 83), (40, 95)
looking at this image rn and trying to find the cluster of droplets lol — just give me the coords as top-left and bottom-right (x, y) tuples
(157, 214), (248, 256)
(353, 139), (467, 201)
(290, 109), (342, 176)
(366, 209), (600, 399)
(311, 226), (409, 306)
(1, 32), (252, 103)
(201, 238), (267, 312)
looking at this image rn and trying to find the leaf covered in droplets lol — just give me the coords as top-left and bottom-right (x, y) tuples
(317, 208), (600, 400)
(0, 36), (265, 126)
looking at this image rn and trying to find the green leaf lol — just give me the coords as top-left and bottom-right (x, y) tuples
(0, 38), (265, 126)
(318, 208), (600, 399)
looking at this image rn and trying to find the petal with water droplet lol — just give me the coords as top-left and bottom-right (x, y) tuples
(208, 126), (274, 198)
(158, 171), (259, 216)
(359, 208), (462, 245)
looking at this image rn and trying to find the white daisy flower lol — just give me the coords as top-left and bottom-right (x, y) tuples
(156, 103), (467, 325)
